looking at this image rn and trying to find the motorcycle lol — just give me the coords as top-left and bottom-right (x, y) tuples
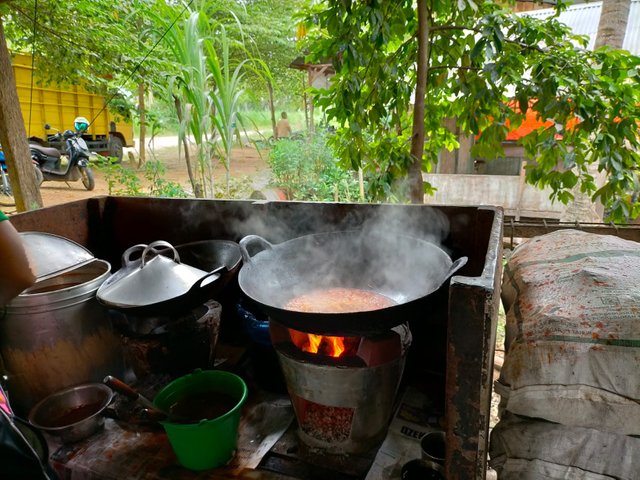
(30, 124), (95, 191)
(0, 146), (43, 204)
(0, 148), (10, 199)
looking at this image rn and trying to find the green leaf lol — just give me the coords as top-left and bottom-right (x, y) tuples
(470, 38), (486, 62)
(517, 95), (528, 115)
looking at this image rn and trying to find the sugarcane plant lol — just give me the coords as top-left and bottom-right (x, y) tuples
(152, 3), (271, 197)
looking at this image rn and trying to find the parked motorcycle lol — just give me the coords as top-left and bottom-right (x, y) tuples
(30, 121), (95, 191)
(0, 146), (44, 204)
(0, 148), (10, 199)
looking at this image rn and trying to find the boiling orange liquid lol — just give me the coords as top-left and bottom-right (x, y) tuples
(284, 287), (396, 313)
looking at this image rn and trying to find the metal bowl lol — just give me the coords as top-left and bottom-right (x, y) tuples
(28, 383), (113, 443)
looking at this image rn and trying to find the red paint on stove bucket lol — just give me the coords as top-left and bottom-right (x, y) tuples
(298, 397), (354, 443)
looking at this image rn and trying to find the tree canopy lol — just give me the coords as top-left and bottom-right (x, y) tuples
(303, 0), (640, 221)
(0, 0), (303, 116)
(2, 0), (638, 220)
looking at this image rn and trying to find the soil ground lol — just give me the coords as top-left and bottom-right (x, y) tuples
(2, 136), (271, 212)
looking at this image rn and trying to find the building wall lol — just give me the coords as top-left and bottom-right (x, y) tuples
(423, 173), (566, 220)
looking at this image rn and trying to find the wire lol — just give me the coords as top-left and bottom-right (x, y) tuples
(14, 0), (194, 131)
(89, 0), (195, 129)
(27, 0), (38, 138)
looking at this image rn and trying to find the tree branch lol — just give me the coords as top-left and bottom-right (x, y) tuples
(429, 65), (482, 71)
(430, 25), (481, 33)
(430, 23), (546, 53)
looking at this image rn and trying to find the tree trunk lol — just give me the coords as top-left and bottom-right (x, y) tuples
(173, 95), (200, 197)
(137, 81), (146, 167)
(594, 0), (631, 49)
(267, 81), (277, 139)
(408, 0), (430, 204)
(0, 18), (42, 211)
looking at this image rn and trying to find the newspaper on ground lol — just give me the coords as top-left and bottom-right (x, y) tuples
(228, 394), (294, 473)
(365, 386), (443, 479)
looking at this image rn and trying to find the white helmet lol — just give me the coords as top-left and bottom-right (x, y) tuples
(74, 117), (89, 132)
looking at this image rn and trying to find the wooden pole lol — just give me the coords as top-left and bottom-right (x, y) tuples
(308, 70), (315, 135)
(137, 82), (146, 167)
(267, 80), (277, 139)
(302, 75), (309, 132)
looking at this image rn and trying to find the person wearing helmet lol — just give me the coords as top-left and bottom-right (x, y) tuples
(74, 116), (89, 133)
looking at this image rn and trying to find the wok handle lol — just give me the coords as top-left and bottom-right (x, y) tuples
(140, 240), (180, 268)
(141, 408), (168, 422)
(447, 256), (468, 278)
(239, 235), (273, 264)
(187, 265), (227, 292)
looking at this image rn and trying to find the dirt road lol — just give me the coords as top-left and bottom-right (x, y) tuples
(5, 138), (271, 212)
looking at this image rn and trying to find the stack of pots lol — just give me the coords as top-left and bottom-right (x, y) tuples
(96, 240), (242, 379)
(0, 233), (124, 416)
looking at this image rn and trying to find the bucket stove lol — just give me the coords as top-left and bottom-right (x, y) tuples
(269, 318), (411, 455)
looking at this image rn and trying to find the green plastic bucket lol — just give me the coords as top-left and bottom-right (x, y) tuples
(154, 369), (248, 471)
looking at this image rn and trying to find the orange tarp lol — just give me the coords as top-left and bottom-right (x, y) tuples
(505, 108), (554, 140)
(504, 101), (580, 141)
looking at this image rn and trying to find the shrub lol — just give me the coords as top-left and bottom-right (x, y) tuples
(268, 132), (363, 202)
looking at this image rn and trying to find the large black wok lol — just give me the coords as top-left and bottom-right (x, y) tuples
(238, 230), (467, 336)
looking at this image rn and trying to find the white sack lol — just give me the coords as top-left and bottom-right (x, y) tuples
(490, 412), (640, 479)
(500, 229), (640, 433)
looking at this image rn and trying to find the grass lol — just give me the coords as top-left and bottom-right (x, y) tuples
(241, 110), (316, 133)
(496, 302), (506, 352)
(134, 109), (326, 138)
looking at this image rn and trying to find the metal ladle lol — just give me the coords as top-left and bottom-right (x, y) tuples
(103, 375), (185, 422)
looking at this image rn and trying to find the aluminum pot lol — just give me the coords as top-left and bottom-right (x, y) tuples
(1, 258), (124, 416)
(28, 383), (114, 444)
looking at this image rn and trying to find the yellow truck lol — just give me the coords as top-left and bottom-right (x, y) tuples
(11, 53), (134, 162)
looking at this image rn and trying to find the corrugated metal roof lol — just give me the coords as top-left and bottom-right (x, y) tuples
(521, 1), (640, 54)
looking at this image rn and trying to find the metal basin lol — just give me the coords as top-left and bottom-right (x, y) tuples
(28, 383), (114, 444)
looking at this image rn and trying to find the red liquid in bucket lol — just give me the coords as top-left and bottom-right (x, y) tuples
(169, 391), (238, 424)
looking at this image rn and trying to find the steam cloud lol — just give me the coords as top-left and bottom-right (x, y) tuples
(232, 203), (460, 310)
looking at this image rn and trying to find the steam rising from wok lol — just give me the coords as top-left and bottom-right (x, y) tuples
(237, 205), (456, 313)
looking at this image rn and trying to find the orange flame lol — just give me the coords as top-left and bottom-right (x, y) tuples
(289, 329), (354, 358)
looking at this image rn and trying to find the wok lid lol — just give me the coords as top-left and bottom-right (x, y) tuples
(97, 241), (221, 312)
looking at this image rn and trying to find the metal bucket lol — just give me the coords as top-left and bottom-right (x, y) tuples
(276, 327), (410, 454)
(0, 259), (124, 415)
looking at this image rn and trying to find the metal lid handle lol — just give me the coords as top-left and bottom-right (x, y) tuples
(121, 244), (147, 267)
(140, 240), (180, 268)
